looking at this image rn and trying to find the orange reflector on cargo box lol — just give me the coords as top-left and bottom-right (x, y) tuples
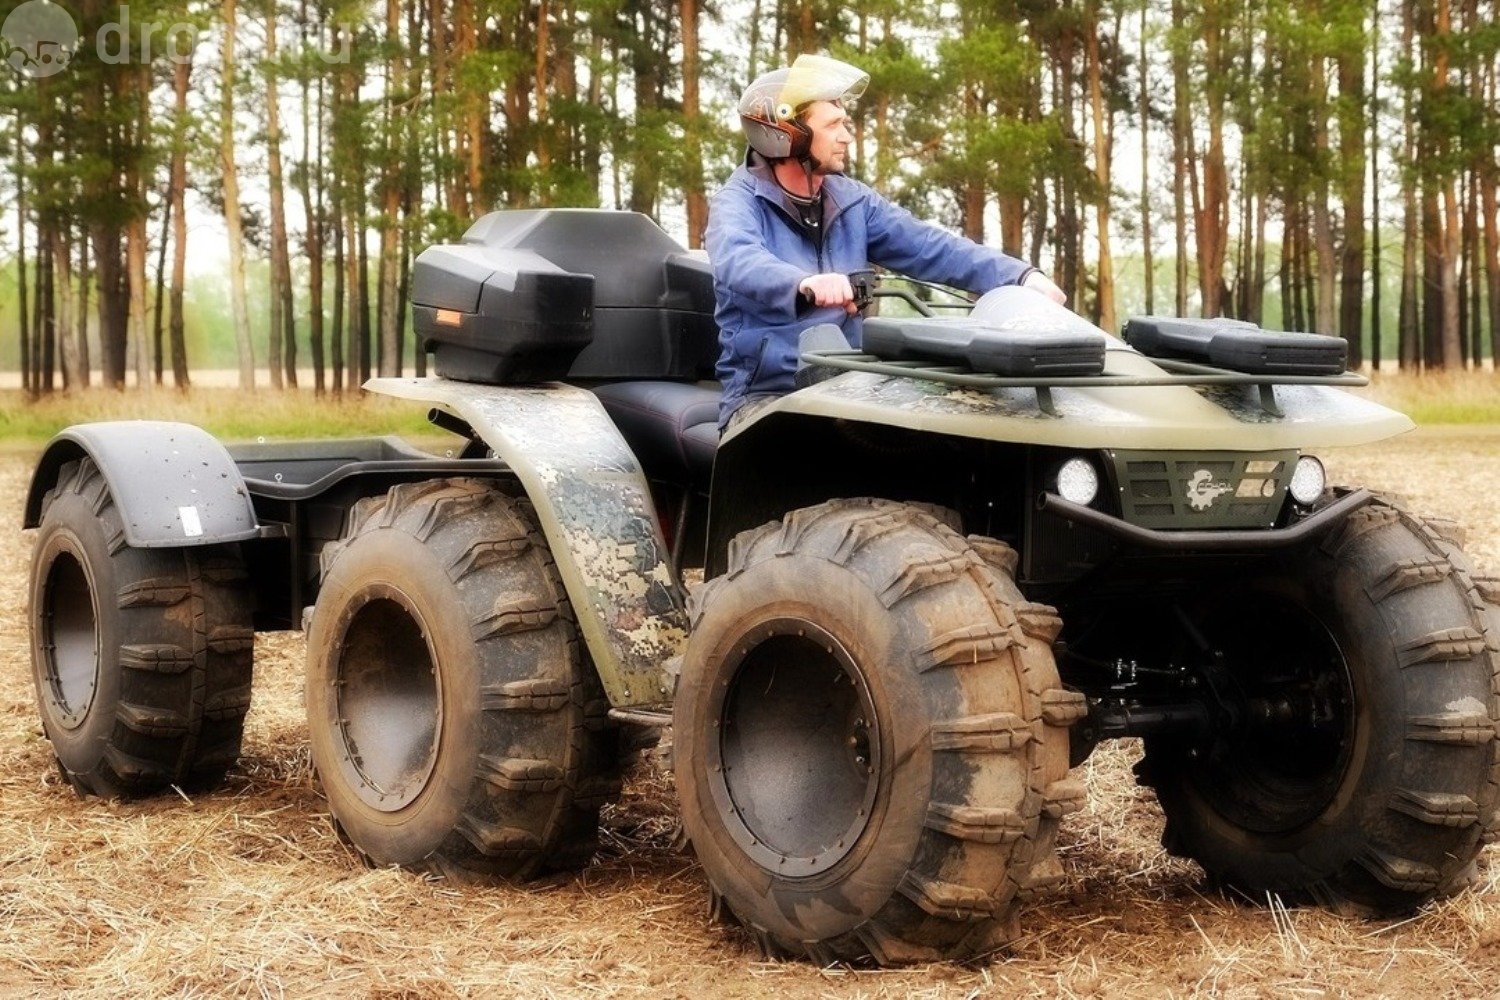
(435, 309), (464, 327)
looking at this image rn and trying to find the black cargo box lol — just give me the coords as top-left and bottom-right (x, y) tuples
(411, 243), (594, 384)
(1121, 316), (1348, 376)
(411, 210), (719, 385)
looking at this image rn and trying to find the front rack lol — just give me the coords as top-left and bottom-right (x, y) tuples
(799, 349), (1369, 418)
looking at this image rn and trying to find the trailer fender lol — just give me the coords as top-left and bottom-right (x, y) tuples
(24, 421), (260, 548)
(365, 377), (687, 709)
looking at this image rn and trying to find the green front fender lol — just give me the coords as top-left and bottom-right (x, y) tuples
(367, 377), (685, 708)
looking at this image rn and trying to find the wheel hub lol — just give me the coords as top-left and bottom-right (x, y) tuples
(333, 588), (443, 812)
(41, 549), (100, 730)
(706, 618), (881, 877)
(1188, 595), (1355, 834)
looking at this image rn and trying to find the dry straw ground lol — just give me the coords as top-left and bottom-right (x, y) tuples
(2, 426), (1500, 998)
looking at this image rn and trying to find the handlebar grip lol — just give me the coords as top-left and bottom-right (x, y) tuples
(848, 269), (877, 311)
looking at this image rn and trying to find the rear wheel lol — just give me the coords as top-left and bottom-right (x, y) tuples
(675, 499), (1080, 965)
(1138, 500), (1500, 913)
(29, 458), (255, 797)
(306, 479), (621, 878)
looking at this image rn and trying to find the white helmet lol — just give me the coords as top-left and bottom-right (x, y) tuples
(737, 54), (869, 160)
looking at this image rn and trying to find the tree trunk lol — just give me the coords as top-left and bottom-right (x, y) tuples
(1087, 10), (1116, 333)
(407, 0), (424, 375)
(221, 0), (256, 390)
(36, 225), (55, 394)
(1482, 116), (1500, 369)
(332, 207), (345, 395)
(359, 194), (373, 385)
(127, 213), (150, 391)
(1140, 0), (1154, 315)
(1172, 0), (1189, 315)
(681, 0), (708, 247)
(1058, 28), (1081, 305)
(1251, 184), (1267, 325)
(628, 1), (662, 219)
(1422, 181), (1444, 367)
(128, 65), (152, 393)
(152, 181), (169, 386)
(1432, 0), (1462, 367)
(78, 237), (91, 384)
(168, 54), (192, 390)
(1369, 50), (1381, 369)
(1310, 56), (1337, 336)
(1397, 0), (1420, 369)
(1196, 4), (1229, 318)
(266, 1), (295, 389)
(304, 1), (326, 394)
(17, 141), (30, 394)
(458, 0), (486, 213)
(377, 0), (402, 377)
(1463, 168), (1479, 364)
(1342, 9), (1369, 370)
(54, 226), (79, 390)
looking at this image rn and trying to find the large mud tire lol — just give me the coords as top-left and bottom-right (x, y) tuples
(29, 458), (255, 798)
(306, 479), (619, 879)
(675, 499), (1079, 965)
(1138, 499), (1500, 914)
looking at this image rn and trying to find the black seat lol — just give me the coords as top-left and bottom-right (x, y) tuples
(593, 381), (720, 488)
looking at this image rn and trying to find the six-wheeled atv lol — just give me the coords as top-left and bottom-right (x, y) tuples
(23, 209), (1500, 965)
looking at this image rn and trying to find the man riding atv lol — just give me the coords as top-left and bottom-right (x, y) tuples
(706, 53), (1067, 429)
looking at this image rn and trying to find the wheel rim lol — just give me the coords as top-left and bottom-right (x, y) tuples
(707, 618), (881, 877)
(40, 549), (100, 730)
(1188, 592), (1355, 834)
(333, 589), (443, 812)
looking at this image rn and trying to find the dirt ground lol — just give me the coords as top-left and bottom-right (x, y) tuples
(3, 428), (1500, 998)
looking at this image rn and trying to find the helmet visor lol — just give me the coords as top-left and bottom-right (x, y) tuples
(778, 55), (869, 116)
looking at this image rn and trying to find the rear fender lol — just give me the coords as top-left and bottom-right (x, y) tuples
(24, 422), (260, 547)
(365, 377), (686, 708)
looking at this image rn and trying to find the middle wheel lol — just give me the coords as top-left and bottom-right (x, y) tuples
(306, 479), (621, 879)
(675, 499), (1081, 965)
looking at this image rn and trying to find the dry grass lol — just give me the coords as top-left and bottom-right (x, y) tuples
(0, 388), (436, 445)
(2, 429), (1500, 997)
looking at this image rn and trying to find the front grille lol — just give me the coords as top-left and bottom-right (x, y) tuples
(1108, 450), (1297, 530)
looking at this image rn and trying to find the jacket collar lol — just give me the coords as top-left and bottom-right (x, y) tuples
(742, 149), (866, 227)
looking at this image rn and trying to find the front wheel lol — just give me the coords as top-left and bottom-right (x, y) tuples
(675, 500), (1082, 965)
(1138, 500), (1500, 914)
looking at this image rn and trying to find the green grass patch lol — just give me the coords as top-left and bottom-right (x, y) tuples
(0, 388), (443, 445)
(1351, 372), (1500, 425)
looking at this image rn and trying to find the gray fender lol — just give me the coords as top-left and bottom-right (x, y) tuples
(24, 422), (260, 548)
(366, 377), (687, 709)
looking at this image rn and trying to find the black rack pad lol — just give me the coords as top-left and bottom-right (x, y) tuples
(862, 288), (1107, 378)
(1122, 316), (1347, 376)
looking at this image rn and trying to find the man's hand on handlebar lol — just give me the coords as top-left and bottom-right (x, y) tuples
(1024, 271), (1067, 305)
(798, 273), (860, 315)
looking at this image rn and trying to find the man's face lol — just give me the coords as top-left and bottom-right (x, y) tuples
(802, 100), (854, 175)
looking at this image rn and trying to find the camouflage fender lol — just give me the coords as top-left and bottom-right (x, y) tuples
(366, 377), (686, 708)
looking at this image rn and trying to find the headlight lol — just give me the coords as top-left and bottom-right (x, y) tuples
(1289, 455), (1325, 505)
(1056, 457), (1100, 506)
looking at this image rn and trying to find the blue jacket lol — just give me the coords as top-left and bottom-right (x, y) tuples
(705, 159), (1036, 426)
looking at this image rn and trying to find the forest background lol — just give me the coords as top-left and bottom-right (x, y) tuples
(1, 0), (1498, 395)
